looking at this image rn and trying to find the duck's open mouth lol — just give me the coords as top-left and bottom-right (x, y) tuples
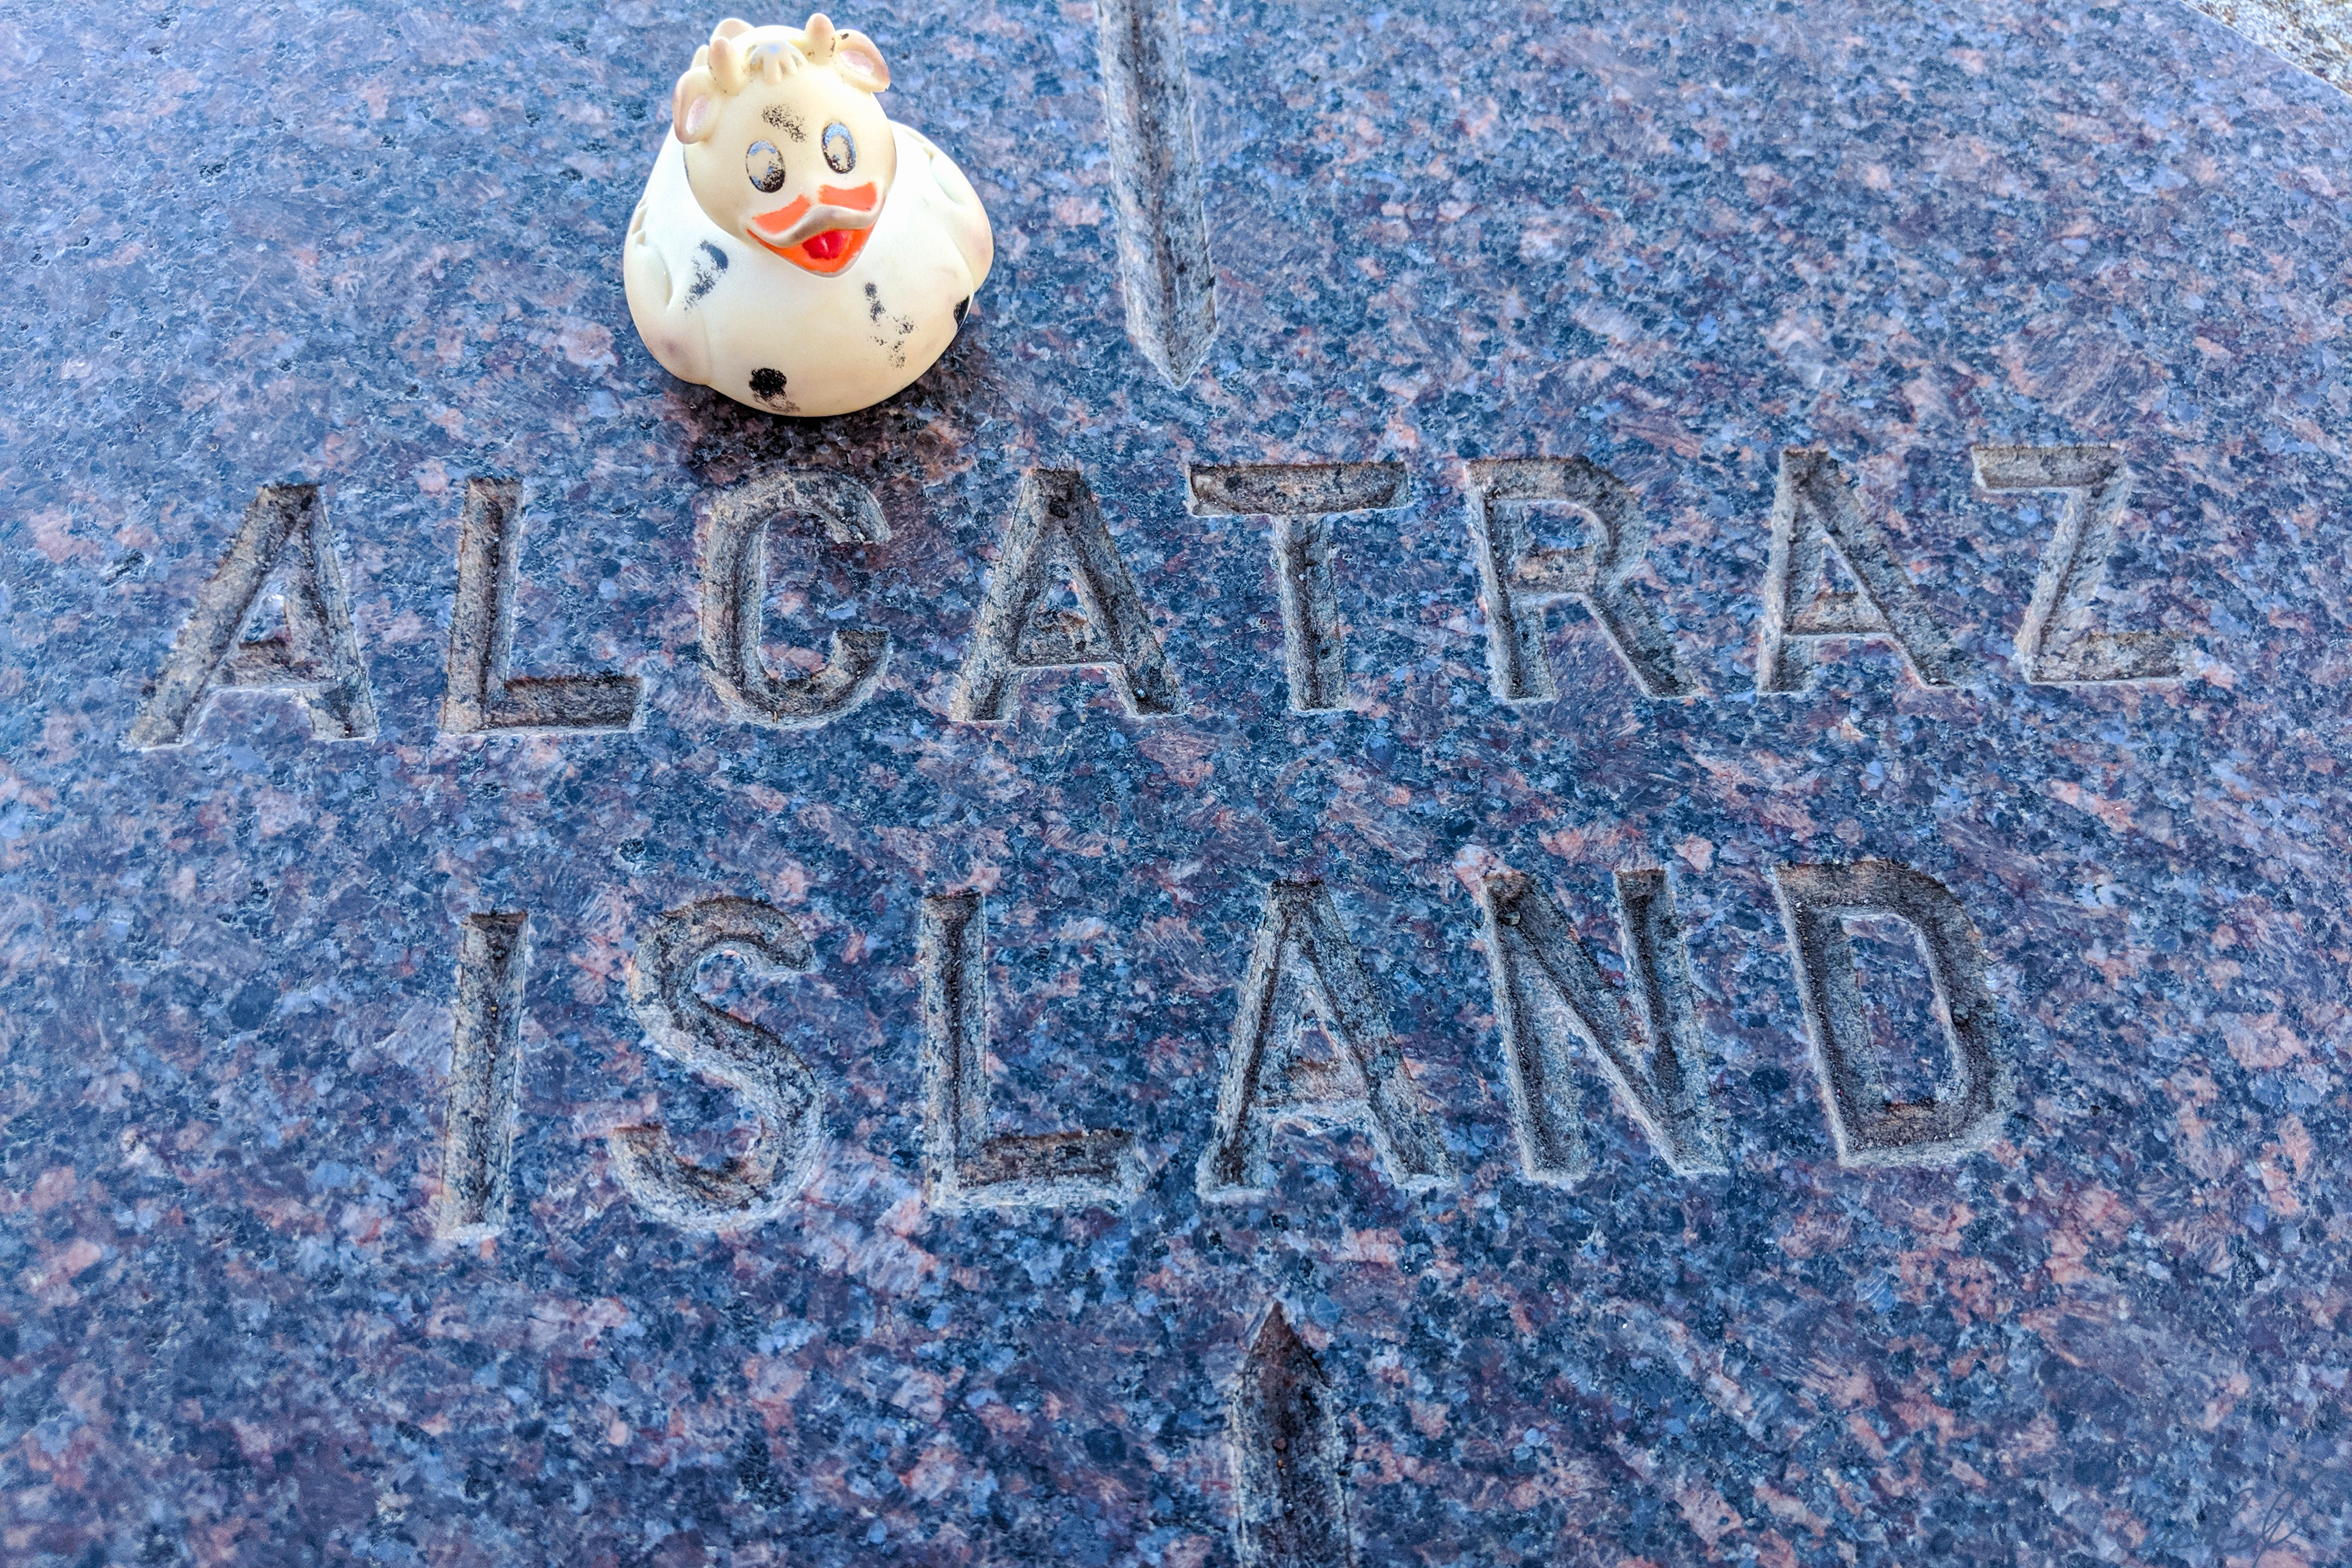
(747, 184), (881, 275)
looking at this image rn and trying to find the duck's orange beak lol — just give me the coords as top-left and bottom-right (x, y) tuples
(747, 184), (882, 275)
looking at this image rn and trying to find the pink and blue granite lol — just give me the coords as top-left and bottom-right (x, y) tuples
(3, 0), (2350, 1563)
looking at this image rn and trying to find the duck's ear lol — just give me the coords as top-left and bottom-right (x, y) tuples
(831, 27), (889, 92)
(672, 66), (723, 143)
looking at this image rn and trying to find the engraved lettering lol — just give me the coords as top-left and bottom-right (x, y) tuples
(701, 470), (893, 730)
(1771, 859), (2013, 1167)
(1475, 868), (1726, 1182)
(1971, 444), (2186, 684)
(1188, 462), (1412, 713)
(1756, 449), (1968, 693)
(1464, 457), (1703, 703)
(953, 469), (1181, 722)
(1198, 880), (1452, 1200)
(435, 912), (530, 1242)
(439, 478), (644, 736)
(1230, 1303), (1354, 1568)
(917, 890), (1140, 1209)
(1185, 463), (1412, 518)
(1269, 514), (1345, 711)
(612, 898), (826, 1229)
(125, 484), (377, 748)
(1094, 0), (1217, 383)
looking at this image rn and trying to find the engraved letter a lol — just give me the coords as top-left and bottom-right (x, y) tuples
(952, 470), (1181, 722)
(1198, 880), (1452, 1200)
(1755, 450), (1967, 694)
(127, 484), (377, 748)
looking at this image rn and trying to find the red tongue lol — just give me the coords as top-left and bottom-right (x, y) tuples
(801, 229), (849, 261)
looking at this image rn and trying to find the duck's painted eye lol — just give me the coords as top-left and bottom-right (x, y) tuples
(822, 123), (856, 175)
(746, 140), (787, 193)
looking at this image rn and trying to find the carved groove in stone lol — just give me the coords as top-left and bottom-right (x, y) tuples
(1971, 444), (2185, 684)
(1270, 514), (1346, 712)
(1198, 880), (1452, 1200)
(1094, 0), (1217, 384)
(702, 470), (892, 730)
(1230, 1303), (1355, 1568)
(1188, 462), (1413, 713)
(1771, 859), (2013, 1167)
(1475, 869), (1726, 1182)
(1185, 463), (1411, 519)
(435, 912), (530, 1242)
(1756, 450), (1968, 694)
(1464, 457), (1703, 703)
(953, 470), (1181, 722)
(614, 898), (825, 1230)
(439, 478), (644, 736)
(125, 484), (377, 748)
(918, 890), (1140, 1210)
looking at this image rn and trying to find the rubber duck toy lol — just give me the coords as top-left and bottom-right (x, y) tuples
(622, 13), (993, 416)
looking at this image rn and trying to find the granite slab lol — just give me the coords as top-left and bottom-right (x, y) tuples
(4, 0), (2351, 1564)
(2179, 0), (2352, 96)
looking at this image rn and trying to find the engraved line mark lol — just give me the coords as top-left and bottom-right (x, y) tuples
(918, 890), (1141, 1210)
(612, 898), (825, 1230)
(439, 477), (645, 737)
(1189, 463), (1413, 713)
(1756, 450), (1969, 694)
(1770, 859), (2013, 1168)
(1971, 444), (2186, 684)
(1198, 879), (1453, 1201)
(1475, 868), (1727, 1182)
(1094, 0), (1217, 384)
(702, 470), (892, 730)
(1464, 457), (1703, 703)
(125, 484), (377, 748)
(1270, 514), (1346, 712)
(1230, 1302), (1356, 1568)
(952, 469), (1181, 722)
(435, 912), (530, 1242)
(1184, 463), (1412, 519)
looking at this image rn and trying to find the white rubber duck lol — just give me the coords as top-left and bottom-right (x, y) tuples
(622, 13), (994, 417)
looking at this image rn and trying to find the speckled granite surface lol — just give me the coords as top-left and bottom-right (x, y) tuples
(5, 1), (2352, 1564)
(2177, 0), (2352, 96)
